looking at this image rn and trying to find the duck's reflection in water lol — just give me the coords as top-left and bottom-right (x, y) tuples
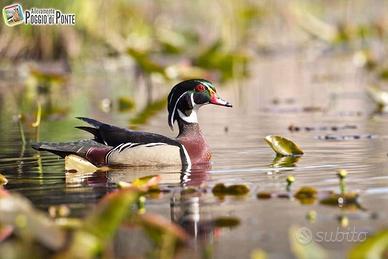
(67, 163), (220, 246)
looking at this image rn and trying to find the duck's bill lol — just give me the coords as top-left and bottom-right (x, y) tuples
(210, 95), (233, 107)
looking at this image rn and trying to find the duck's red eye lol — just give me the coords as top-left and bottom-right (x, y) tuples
(195, 84), (205, 92)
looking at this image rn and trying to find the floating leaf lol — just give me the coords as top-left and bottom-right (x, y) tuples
(320, 192), (359, 208)
(212, 183), (250, 196)
(265, 135), (304, 156)
(65, 155), (98, 173)
(348, 230), (388, 259)
(0, 174), (8, 185)
(294, 187), (318, 205)
(294, 189), (317, 200)
(272, 155), (301, 167)
(213, 217), (240, 228)
(367, 86), (388, 107)
(257, 192), (272, 199)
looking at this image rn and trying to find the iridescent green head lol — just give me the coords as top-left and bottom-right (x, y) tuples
(167, 79), (232, 130)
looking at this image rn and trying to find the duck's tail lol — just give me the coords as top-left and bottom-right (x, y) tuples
(32, 139), (105, 158)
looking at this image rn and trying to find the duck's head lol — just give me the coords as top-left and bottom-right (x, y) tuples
(168, 79), (232, 130)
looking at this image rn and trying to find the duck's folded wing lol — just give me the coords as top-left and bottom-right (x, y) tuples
(76, 117), (178, 146)
(75, 117), (192, 168)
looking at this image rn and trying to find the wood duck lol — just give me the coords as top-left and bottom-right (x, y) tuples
(32, 79), (232, 170)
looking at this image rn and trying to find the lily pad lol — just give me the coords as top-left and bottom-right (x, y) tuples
(265, 135), (304, 156)
(213, 216), (240, 228)
(65, 155), (99, 173)
(294, 187), (318, 205)
(320, 192), (359, 208)
(257, 192), (272, 199)
(212, 183), (250, 196)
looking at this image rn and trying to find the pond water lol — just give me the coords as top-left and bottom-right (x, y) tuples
(1, 51), (388, 258)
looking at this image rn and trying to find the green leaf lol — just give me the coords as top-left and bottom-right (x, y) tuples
(212, 183), (250, 196)
(265, 135), (304, 156)
(348, 230), (388, 259)
(0, 174), (8, 185)
(59, 188), (140, 258)
(272, 155), (301, 167)
(294, 187), (318, 205)
(213, 217), (240, 228)
(118, 96), (135, 112)
(367, 86), (388, 107)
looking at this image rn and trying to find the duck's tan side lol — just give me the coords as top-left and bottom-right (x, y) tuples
(107, 144), (183, 166)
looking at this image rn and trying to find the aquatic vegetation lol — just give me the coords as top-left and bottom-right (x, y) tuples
(117, 96), (135, 112)
(15, 114), (26, 146)
(319, 192), (359, 208)
(0, 174), (8, 186)
(271, 155), (301, 168)
(348, 230), (388, 259)
(337, 169), (348, 194)
(265, 135), (304, 156)
(65, 154), (101, 173)
(212, 183), (250, 197)
(31, 102), (42, 142)
(320, 170), (360, 209)
(294, 187), (318, 205)
(306, 210), (317, 222)
(213, 216), (240, 228)
(193, 40), (250, 81)
(286, 175), (295, 192)
(367, 86), (388, 111)
(129, 96), (167, 127)
(0, 184), (190, 258)
(256, 192), (272, 199)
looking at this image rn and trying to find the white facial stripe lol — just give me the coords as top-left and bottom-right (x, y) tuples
(170, 91), (189, 128)
(178, 109), (198, 123)
(190, 92), (195, 108)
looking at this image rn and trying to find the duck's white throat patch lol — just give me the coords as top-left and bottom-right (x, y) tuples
(178, 108), (198, 123)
